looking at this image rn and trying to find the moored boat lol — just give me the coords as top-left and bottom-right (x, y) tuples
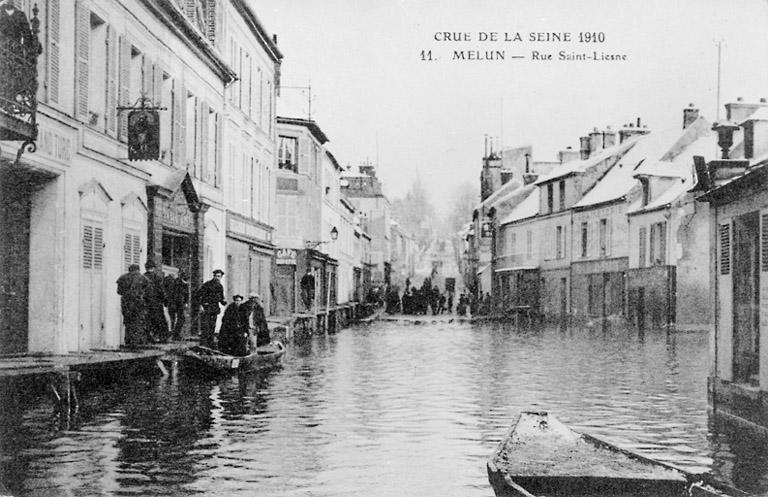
(487, 411), (748, 497)
(183, 341), (285, 374)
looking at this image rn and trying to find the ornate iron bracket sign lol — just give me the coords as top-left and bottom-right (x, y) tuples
(0, 4), (43, 165)
(117, 95), (167, 161)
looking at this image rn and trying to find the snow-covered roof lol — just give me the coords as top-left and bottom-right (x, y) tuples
(473, 176), (524, 211)
(574, 117), (712, 209)
(500, 186), (539, 225)
(740, 105), (768, 123)
(534, 137), (639, 185)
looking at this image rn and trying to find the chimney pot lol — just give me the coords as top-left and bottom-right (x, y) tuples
(712, 121), (740, 159)
(737, 97), (744, 102)
(761, 98), (767, 103)
(636, 117), (642, 127)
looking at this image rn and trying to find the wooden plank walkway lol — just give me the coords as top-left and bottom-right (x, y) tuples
(0, 347), (178, 379)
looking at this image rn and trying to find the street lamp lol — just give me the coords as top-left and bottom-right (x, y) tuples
(325, 226), (338, 333)
(305, 226), (339, 249)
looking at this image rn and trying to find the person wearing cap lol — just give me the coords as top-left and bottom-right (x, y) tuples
(195, 269), (226, 348)
(245, 292), (271, 350)
(116, 264), (149, 346)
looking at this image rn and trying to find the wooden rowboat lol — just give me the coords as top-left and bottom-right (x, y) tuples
(183, 341), (285, 374)
(487, 411), (748, 497)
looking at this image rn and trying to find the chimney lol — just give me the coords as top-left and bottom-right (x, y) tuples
(619, 118), (650, 143)
(524, 153), (531, 173)
(558, 146), (580, 164)
(589, 127), (604, 153)
(725, 97), (767, 123)
(713, 121), (740, 159)
(579, 136), (591, 159)
(740, 99), (768, 160)
(273, 34), (278, 44)
(523, 173), (539, 185)
(500, 170), (515, 186)
(683, 103), (699, 129)
(602, 126), (616, 148)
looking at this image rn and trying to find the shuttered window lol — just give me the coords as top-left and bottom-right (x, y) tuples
(638, 227), (647, 267)
(82, 224), (104, 270)
(762, 214), (768, 272)
(47, 0), (61, 104)
(75, 0), (89, 119)
(720, 223), (731, 275)
(118, 35), (130, 141)
(123, 232), (141, 271)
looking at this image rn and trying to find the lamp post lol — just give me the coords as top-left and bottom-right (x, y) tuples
(306, 227), (338, 333)
(325, 227), (339, 333)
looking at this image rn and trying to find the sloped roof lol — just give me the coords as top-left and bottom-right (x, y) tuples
(473, 176), (524, 211)
(574, 117), (712, 209)
(500, 186), (539, 225)
(535, 137), (639, 185)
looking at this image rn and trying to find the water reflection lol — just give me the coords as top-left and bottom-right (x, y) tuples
(1, 321), (768, 496)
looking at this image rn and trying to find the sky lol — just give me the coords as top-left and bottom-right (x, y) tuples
(254, 0), (768, 214)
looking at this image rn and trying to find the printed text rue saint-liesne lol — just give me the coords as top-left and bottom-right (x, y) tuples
(420, 31), (627, 63)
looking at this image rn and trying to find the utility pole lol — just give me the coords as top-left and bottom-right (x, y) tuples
(716, 41), (722, 121)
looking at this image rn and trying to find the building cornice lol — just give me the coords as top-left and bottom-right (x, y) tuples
(139, 0), (237, 84)
(231, 0), (283, 63)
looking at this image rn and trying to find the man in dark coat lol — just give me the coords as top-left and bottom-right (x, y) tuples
(164, 271), (189, 340)
(300, 267), (315, 312)
(116, 264), (149, 346)
(195, 269), (226, 348)
(144, 260), (168, 343)
(218, 295), (245, 356)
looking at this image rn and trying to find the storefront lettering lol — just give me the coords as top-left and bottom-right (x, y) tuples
(277, 248), (297, 265)
(38, 127), (72, 162)
(159, 191), (194, 228)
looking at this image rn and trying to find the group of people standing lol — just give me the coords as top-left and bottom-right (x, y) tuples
(116, 265), (270, 355)
(116, 260), (188, 346)
(385, 277), (454, 316)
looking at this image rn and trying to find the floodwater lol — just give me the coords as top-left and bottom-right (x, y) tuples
(2, 319), (768, 496)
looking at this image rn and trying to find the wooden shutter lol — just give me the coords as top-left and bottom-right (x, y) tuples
(171, 78), (180, 167)
(82, 225), (94, 269)
(172, 80), (187, 168)
(720, 223), (731, 275)
(638, 226), (647, 267)
(142, 54), (151, 97)
(152, 63), (162, 107)
(201, 102), (210, 182)
(118, 35), (130, 142)
(106, 25), (117, 135)
(74, 0), (89, 119)
(93, 226), (103, 269)
(47, 0), (60, 104)
(123, 232), (141, 271)
(205, 0), (217, 42)
(762, 214), (768, 272)
(214, 113), (221, 186)
(659, 221), (666, 264)
(299, 136), (309, 173)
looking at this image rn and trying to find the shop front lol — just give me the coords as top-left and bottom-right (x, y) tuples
(146, 172), (206, 337)
(225, 211), (274, 315)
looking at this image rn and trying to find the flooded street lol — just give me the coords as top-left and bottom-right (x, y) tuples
(3, 319), (768, 496)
